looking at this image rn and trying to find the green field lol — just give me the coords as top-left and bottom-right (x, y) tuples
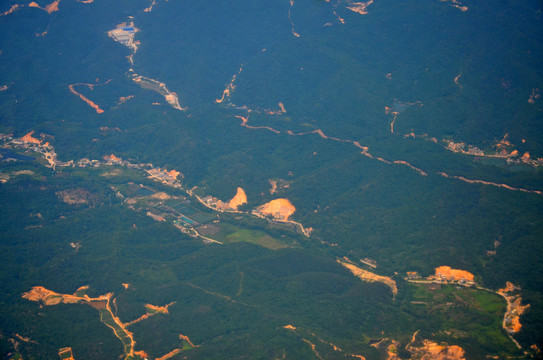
(214, 223), (289, 250)
(404, 283), (519, 356)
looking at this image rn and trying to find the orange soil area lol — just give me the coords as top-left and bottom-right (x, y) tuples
(333, 11), (345, 23)
(508, 308), (523, 332)
(76, 285), (89, 293)
(167, 169), (180, 179)
(346, 0), (374, 15)
(179, 333), (198, 348)
(21, 131), (41, 144)
(522, 152), (530, 160)
(103, 154), (121, 161)
(126, 303), (174, 327)
(28, 0), (61, 13)
(78, 0), (94, 3)
(338, 260), (398, 298)
(144, 0), (156, 12)
(283, 325), (297, 330)
(68, 84), (104, 114)
(134, 350), (148, 358)
(499, 281), (519, 293)
(125, 313), (151, 327)
(228, 187), (247, 209)
(22, 286), (110, 306)
(498, 283), (530, 333)
(255, 198), (296, 221)
(410, 340), (465, 360)
(434, 266), (474, 281)
(122, 283), (130, 289)
(269, 180), (277, 194)
(438, 172), (543, 195)
(1, 4), (21, 16)
(117, 95), (134, 105)
(155, 348), (182, 360)
(146, 303), (173, 314)
(45, 0), (60, 13)
(386, 342), (400, 360)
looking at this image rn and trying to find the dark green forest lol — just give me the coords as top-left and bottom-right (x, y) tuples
(1, 0), (542, 358)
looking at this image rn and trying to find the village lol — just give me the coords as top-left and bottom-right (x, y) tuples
(405, 266), (530, 347)
(443, 135), (543, 167)
(0, 131), (311, 245)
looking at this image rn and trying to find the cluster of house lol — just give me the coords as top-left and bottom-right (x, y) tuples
(406, 268), (475, 286)
(444, 139), (543, 166)
(146, 168), (183, 188)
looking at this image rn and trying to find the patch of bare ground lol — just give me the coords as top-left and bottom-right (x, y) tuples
(406, 334), (465, 360)
(155, 348), (182, 360)
(125, 303), (175, 327)
(56, 188), (98, 205)
(498, 282), (530, 335)
(346, 0), (374, 15)
(1, 4), (21, 17)
(432, 266), (474, 282)
(68, 83), (105, 114)
(337, 259), (398, 299)
(440, 0), (468, 12)
(254, 198), (296, 221)
(155, 334), (198, 360)
(227, 187), (247, 209)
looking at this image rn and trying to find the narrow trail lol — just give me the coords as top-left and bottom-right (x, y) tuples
(216, 66), (243, 104)
(22, 287), (138, 359)
(68, 82), (108, 114)
(288, 0), (301, 38)
(283, 325), (366, 359)
(236, 114), (280, 134)
(185, 282), (253, 307)
(236, 264), (244, 297)
(438, 172), (542, 195)
(230, 111), (541, 196)
(454, 74), (463, 90)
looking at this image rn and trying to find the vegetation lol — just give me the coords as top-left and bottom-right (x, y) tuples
(0, 0), (542, 358)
